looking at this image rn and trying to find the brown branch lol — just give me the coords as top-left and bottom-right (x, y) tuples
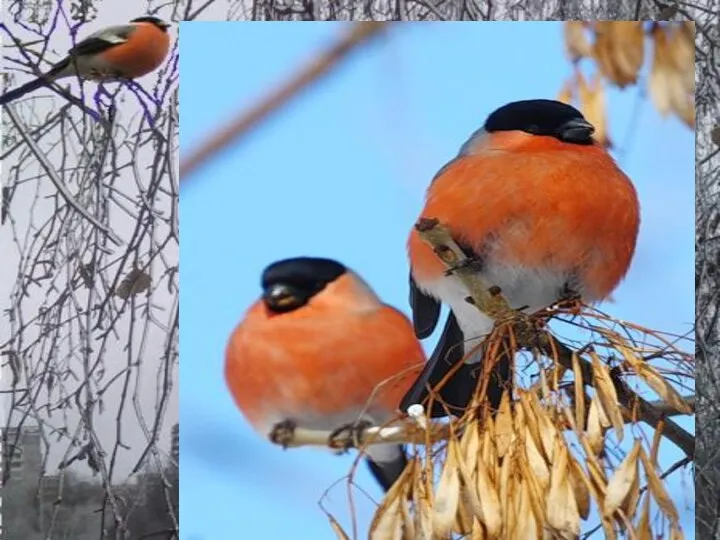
(268, 394), (693, 450)
(179, 22), (389, 181)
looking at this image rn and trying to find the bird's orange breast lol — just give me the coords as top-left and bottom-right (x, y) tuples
(102, 22), (170, 78)
(225, 299), (424, 431)
(408, 138), (640, 300)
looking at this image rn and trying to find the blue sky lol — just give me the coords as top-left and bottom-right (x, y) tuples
(179, 23), (694, 539)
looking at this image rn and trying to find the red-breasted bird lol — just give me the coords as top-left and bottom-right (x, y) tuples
(401, 99), (640, 417)
(225, 257), (424, 491)
(0, 16), (170, 105)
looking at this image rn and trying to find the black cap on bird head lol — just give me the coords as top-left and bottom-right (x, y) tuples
(261, 257), (347, 313)
(484, 99), (595, 145)
(131, 16), (171, 30)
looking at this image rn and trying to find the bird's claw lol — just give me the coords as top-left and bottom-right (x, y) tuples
(328, 420), (373, 453)
(269, 419), (297, 449)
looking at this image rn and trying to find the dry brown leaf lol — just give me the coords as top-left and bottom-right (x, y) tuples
(572, 353), (586, 429)
(567, 454), (591, 520)
(565, 21), (592, 61)
(369, 490), (404, 540)
(371, 463), (416, 540)
(637, 364), (693, 414)
(506, 473), (522, 540)
(545, 439), (581, 538)
(577, 71), (610, 148)
(516, 479), (542, 540)
(578, 436), (608, 502)
(494, 391), (513, 458)
(475, 445), (502, 537)
(480, 428), (497, 483)
(519, 393), (544, 459)
(528, 392), (558, 461)
(649, 24), (695, 128)
(603, 439), (641, 518)
(667, 22), (695, 94)
(116, 268), (152, 299)
(561, 404), (578, 434)
(639, 447), (680, 524)
(587, 394), (609, 455)
(433, 440), (462, 536)
(592, 22), (644, 88)
(400, 486), (415, 540)
(470, 519), (486, 540)
(327, 514), (351, 540)
(539, 369), (552, 399)
(454, 495), (474, 536)
(612, 339), (693, 414)
(636, 495), (652, 540)
(610, 22), (645, 87)
(498, 447), (512, 530)
(622, 463), (641, 521)
(414, 464), (434, 540)
(590, 350), (624, 441)
(651, 420), (664, 464)
(516, 448), (548, 533)
(461, 423), (481, 476)
(524, 425), (551, 491)
(453, 436), (484, 530)
(592, 22), (621, 85)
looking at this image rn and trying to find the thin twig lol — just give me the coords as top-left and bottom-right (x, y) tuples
(179, 22), (389, 180)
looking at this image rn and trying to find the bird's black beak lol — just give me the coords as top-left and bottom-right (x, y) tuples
(557, 118), (595, 144)
(263, 283), (303, 313)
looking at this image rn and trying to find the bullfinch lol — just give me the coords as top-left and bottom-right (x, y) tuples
(0, 16), (171, 105)
(225, 257), (424, 491)
(401, 99), (640, 417)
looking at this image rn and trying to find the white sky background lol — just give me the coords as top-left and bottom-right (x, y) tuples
(0, 1), (178, 484)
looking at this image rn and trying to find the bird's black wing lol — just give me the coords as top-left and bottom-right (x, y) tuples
(69, 25), (135, 57)
(400, 310), (511, 418)
(365, 447), (407, 492)
(399, 311), (478, 417)
(409, 273), (440, 339)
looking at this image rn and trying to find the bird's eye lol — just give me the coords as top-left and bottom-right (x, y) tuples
(525, 124), (540, 134)
(274, 294), (298, 307)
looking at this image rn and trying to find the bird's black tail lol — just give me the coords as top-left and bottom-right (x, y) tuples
(0, 78), (48, 105)
(400, 311), (510, 418)
(366, 446), (407, 492)
(0, 59), (71, 105)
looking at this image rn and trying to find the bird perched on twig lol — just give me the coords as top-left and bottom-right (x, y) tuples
(402, 99), (640, 418)
(0, 16), (171, 105)
(225, 257), (424, 491)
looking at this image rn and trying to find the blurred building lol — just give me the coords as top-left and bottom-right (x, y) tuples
(40, 474), (60, 502)
(2, 425), (42, 483)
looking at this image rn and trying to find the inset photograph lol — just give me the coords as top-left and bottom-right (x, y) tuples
(1, 3), (179, 539)
(180, 22), (694, 540)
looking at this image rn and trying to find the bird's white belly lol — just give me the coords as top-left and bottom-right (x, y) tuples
(417, 262), (575, 363)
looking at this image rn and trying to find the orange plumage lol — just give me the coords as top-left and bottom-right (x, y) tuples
(226, 273), (423, 428)
(99, 19), (170, 79)
(225, 257), (424, 491)
(409, 131), (639, 299)
(401, 100), (640, 416)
